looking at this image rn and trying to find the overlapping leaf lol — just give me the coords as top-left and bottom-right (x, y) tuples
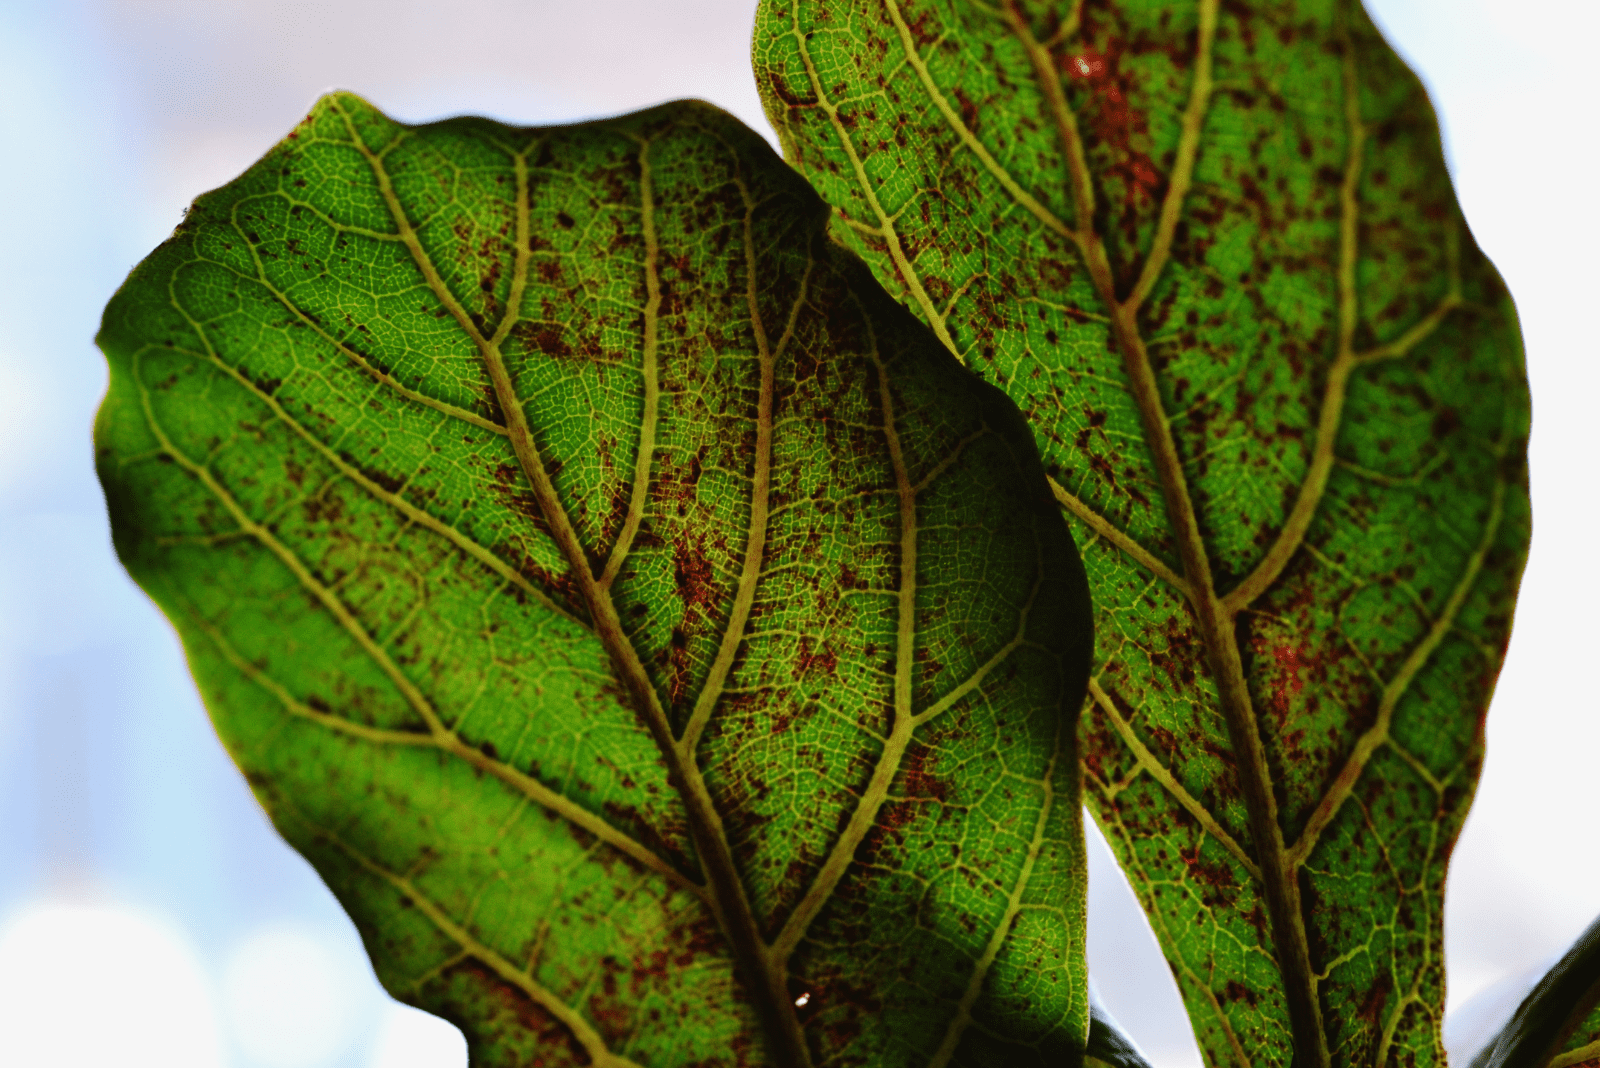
(95, 95), (1094, 1066)
(1471, 916), (1600, 1068)
(754, 1), (1530, 1065)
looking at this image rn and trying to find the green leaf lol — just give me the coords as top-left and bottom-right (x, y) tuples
(95, 94), (1094, 1066)
(1553, 1007), (1600, 1068)
(752, 2), (1530, 1066)
(1470, 915), (1600, 1068)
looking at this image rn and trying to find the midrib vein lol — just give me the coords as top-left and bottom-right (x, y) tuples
(833, 0), (1184, 597)
(1001, 7), (1328, 1066)
(136, 351), (698, 899)
(343, 108), (813, 1068)
(170, 334), (580, 626)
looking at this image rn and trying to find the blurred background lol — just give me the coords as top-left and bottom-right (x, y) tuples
(0, 1), (1593, 1065)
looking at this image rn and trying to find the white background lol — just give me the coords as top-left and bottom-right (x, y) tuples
(0, 2), (1592, 1066)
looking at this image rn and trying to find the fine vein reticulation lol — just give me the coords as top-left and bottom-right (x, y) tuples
(96, 96), (1095, 1065)
(755, 1), (1530, 1066)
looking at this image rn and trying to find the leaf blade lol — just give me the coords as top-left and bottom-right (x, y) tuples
(96, 94), (1095, 1065)
(753, 2), (1531, 1065)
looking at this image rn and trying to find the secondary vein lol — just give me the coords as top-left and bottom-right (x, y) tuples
(790, 6), (963, 357)
(1286, 465), (1508, 870)
(166, 334), (582, 627)
(598, 134), (663, 590)
(925, 711), (1067, 1068)
(179, 594), (702, 899)
(1087, 677), (1260, 880)
(679, 172), (800, 757)
(320, 826), (646, 1068)
(1050, 476), (1188, 594)
(771, 303), (921, 967)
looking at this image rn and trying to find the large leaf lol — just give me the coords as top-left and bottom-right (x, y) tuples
(753, 2), (1530, 1066)
(94, 94), (1095, 1066)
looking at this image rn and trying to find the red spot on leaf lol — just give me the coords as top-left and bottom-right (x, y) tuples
(797, 636), (839, 678)
(1063, 47), (1161, 207)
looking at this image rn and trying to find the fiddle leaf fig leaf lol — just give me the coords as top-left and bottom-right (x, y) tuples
(754, 2), (1531, 1066)
(95, 94), (1095, 1067)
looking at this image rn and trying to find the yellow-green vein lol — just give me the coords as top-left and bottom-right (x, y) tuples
(1552, 1040), (1600, 1068)
(1006, 7), (1327, 1062)
(1285, 469), (1507, 870)
(680, 171), (807, 756)
(599, 133), (663, 591)
(1086, 677), (1259, 880)
(143, 370), (701, 900)
(785, 10), (962, 357)
(1052, 478), (1187, 594)
(161, 335), (582, 627)
(342, 102), (815, 1068)
(771, 302), (920, 968)
(1124, 0), (1219, 315)
(926, 715), (1069, 1068)
(321, 826), (646, 1068)
(225, 212), (509, 437)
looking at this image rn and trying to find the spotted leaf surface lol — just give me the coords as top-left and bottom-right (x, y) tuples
(1553, 1008), (1600, 1068)
(754, 2), (1530, 1066)
(95, 95), (1094, 1067)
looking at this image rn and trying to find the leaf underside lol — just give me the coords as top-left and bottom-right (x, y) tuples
(95, 95), (1095, 1067)
(753, 1), (1531, 1066)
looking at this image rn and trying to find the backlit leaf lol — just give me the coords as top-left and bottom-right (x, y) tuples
(95, 94), (1094, 1067)
(753, 2), (1530, 1065)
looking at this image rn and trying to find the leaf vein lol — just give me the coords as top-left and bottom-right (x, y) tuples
(318, 826), (646, 1068)
(137, 363), (700, 899)
(1087, 677), (1260, 880)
